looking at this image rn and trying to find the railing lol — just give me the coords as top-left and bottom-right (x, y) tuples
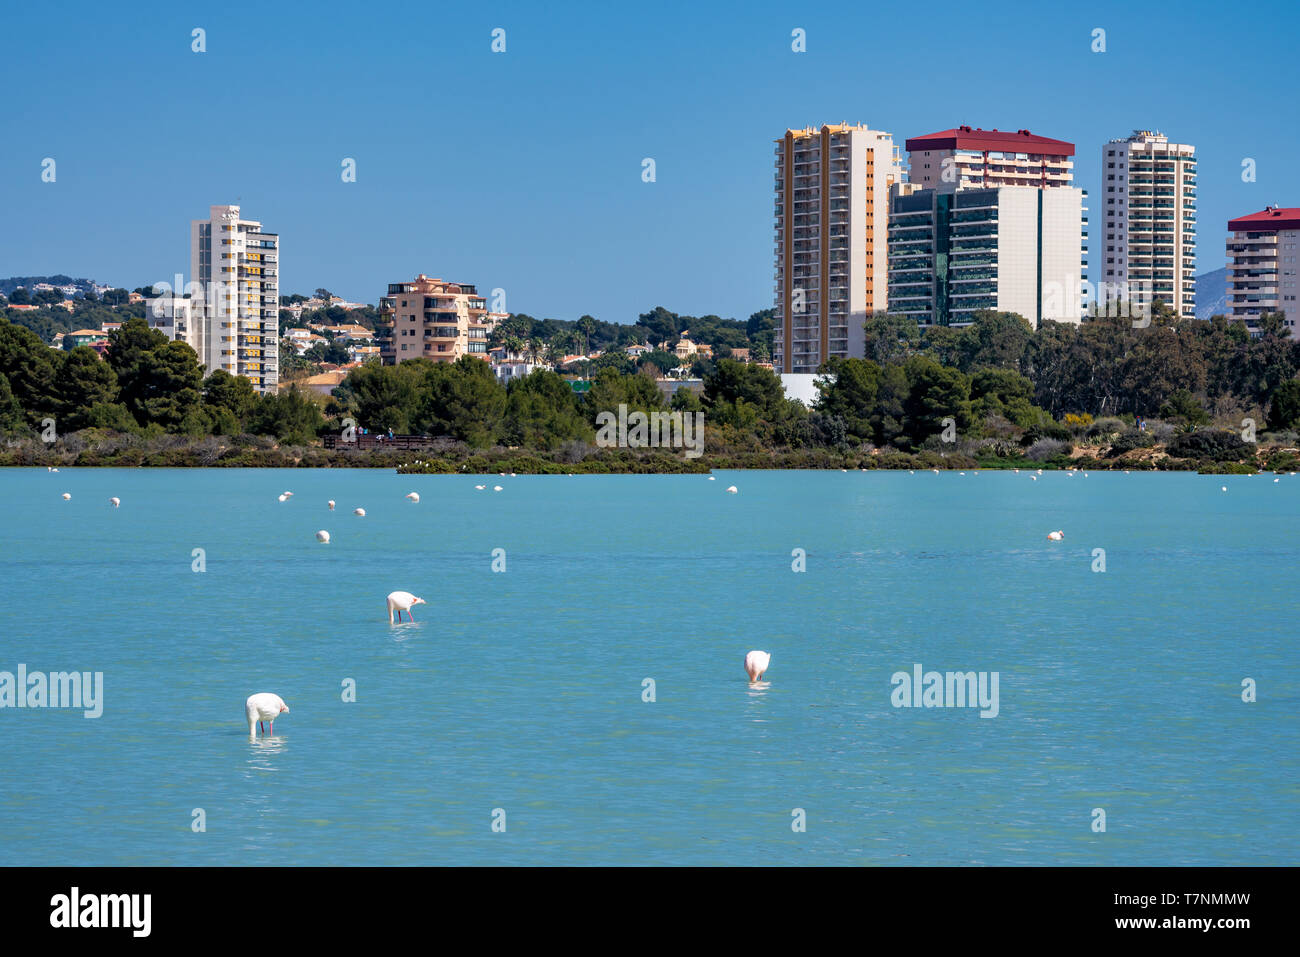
(322, 434), (443, 450)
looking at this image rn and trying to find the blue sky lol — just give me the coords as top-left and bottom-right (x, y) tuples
(2, 0), (1295, 323)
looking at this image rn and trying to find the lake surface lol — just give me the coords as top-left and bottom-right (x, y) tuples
(0, 467), (1296, 865)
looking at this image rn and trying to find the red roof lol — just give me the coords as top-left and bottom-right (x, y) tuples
(905, 126), (1074, 156)
(1229, 207), (1300, 232)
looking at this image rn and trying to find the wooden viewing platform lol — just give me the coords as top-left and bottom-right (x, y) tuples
(322, 434), (440, 450)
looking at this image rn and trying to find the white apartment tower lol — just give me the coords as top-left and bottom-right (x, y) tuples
(889, 186), (1086, 328)
(1226, 206), (1300, 337)
(774, 123), (906, 373)
(189, 205), (280, 392)
(1100, 131), (1197, 319)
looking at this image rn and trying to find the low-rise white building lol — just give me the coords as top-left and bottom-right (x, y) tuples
(494, 359), (542, 384)
(142, 295), (200, 353)
(780, 373), (824, 407)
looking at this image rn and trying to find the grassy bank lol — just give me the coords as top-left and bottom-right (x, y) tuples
(3, 430), (1299, 475)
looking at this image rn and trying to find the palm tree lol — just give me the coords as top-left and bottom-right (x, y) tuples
(577, 316), (597, 381)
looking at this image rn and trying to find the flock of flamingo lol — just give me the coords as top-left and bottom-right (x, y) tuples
(60, 464), (1285, 737)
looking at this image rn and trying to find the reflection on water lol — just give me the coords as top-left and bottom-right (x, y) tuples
(245, 735), (288, 775)
(391, 622), (424, 642)
(745, 680), (772, 723)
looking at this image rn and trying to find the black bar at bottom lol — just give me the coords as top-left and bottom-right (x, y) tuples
(0, 866), (1281, 943)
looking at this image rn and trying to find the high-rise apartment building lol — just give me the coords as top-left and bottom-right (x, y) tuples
(888, 185), (1086, 327)
(773, 123), (906, 373)
(1226, 206), (1300, 337)
(889, 126), (1085, 328)
(379, 274), (491, 364)
(905, 126), (1075, 192)
(1100, 131), (1197, 318)
(188, 205), (280, 392)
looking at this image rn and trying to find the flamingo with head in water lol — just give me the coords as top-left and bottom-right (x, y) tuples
(245, 693), (289, 737)
(744, 650), (771, 682)
(387, 591), (426, 623)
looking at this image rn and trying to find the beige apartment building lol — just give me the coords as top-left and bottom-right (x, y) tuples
(1100, 131), (1197, 318)
(773, 123), (906, 374)
(379, 274), (491, 363)
(1226, 206), (1300, 337)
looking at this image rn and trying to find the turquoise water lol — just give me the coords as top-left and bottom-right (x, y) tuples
(0, 466), (1296, 866)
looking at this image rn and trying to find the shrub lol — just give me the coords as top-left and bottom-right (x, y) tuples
(1026, 437), (1070, 461)
(1022, 422), (1071, 444)
(1166, 430), (1253, 462)
(1085, 417), (1127, 441)
(1263, 448), (1300, 473)
(1105, 429), (1156, 457)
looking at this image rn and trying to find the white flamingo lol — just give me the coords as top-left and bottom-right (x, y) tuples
(316, 530), (330, 543)
(1047, 530), (1064, 541)
(354, 507), (366, 516)
(61, 493), (71, 500)
(744, 650), (771, 682)
(245, 693), (289, 737)
(387, 590), (426, 623)
(109, 497), (120, 507)
(406, 492), (420, 502)
(726, 485), (738, 494)
(328, 500), (336, 510)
